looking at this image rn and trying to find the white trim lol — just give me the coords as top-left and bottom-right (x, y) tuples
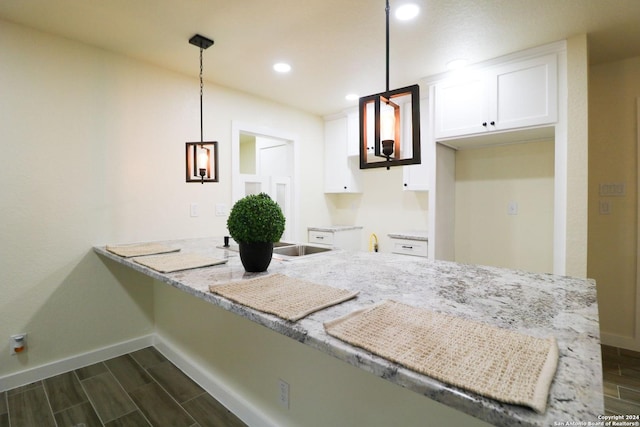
(0, 334), (154, 391)
(553, 46), (568, 276)
(154, 334), (280, 427)
(635, 97), (640, 348)
(601, 331), (640, 353)
(231, 121), (300, 243)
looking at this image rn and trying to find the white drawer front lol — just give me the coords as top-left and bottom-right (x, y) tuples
(308, 230), (334, 246)
(391, 239), (428, 258)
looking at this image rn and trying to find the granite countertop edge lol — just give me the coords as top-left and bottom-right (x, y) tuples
(93, 237), (603, 427)
(308, 225), (363, 232)
(388, 231), (429, 241)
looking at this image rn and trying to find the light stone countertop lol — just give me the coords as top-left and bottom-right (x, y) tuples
(307, 225), (363, 232)
(94, 237), (603, 427)
(388, 230), (429, 241)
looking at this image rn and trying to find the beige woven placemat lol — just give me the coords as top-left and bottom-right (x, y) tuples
(209, 273), (359, 321)
(324, 300), (558, 413)
(106, 242), (179, 258)
(133, 253), (227, 273)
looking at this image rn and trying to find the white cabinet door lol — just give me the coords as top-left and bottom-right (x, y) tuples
(324, 117), (362, 193)
(390, 238), (429, 258)
(403, 161), (429, 191)
(433, 53), (557, 140)
(434, 72), (488, 139)
(490, 53), (558, 131)
(403, 97), (429, 191)
(346, 110), (360, 157)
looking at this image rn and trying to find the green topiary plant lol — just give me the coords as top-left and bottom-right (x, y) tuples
(227, 193), (286, 243)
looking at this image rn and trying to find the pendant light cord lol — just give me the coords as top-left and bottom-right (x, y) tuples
(199, 46), (204, 144)
(385, 0), (390, 93)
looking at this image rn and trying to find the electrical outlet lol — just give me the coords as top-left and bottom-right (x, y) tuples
(599, 199), (612, 215)
(10, 333), (27, 355)
(278, 379), (289, 409)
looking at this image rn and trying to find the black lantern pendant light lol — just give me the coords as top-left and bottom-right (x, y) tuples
(186, 34), (219, 183)
(359, 0), (421, 170)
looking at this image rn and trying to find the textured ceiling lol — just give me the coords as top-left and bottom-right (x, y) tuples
(2, 0), (640, 116)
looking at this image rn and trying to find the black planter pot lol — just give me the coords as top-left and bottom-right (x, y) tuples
(238, 242), (274, 272)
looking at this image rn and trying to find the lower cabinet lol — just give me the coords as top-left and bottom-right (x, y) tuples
(308, 226), (363, 251)
(388, 232), (429, 258)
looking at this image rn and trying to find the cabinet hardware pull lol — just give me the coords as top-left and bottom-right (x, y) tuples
(401, 245), (413, 249)
(490, 121), (495, 126)
(482, 122), (487, 127)
(316, 236), (324, 239)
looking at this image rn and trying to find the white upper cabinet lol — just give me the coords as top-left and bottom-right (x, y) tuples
(434, 71), (488, 138)
(324, 100), (429, 192)
(324, 116), (362, 193)
(346, 110), (361, 157)
(434, 53), (557, 140)
(403, 97), (429, 191)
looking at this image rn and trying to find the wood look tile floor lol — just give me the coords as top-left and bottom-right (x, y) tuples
(602, 345), (640, 416)
(1, 347), (247, 427)
(4, 344), (640, 426)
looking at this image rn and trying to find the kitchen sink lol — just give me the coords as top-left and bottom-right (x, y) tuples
(218, 241), (294, 252)
(272, 244), (332, 258)
(218, 242), (332, 259)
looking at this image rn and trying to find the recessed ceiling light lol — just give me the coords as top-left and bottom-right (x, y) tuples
(273, 62), (291, 73)
(395, 3), (419, 20)
(446, 58), (468, 70)
(345, 93), (359, 101)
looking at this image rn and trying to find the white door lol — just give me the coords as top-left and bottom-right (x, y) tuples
(232, 125), (297, 242)
(271, 176), (292, 241)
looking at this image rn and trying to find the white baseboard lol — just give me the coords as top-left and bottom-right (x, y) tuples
(0, 333), (277, 427)
(0, 334), (154, 392)
(153, 334), (279, 427)
(600, 331), (640, 352)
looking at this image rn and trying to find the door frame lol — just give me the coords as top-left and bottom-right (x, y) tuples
(231, 121), (300, 242)
(636, 97), (640, 348)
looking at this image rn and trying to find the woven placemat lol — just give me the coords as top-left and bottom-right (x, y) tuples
(106, 243), (179, 258)
(209, 273), (359, 321)
(133, 253), (227, 273)
(324, 300), (558, 413)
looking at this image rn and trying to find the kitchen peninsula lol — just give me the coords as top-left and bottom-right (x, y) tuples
(95, 237), (603, 427)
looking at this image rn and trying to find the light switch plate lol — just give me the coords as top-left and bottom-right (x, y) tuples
(190, 203), (200, 217)
(507, 201), (518, 215)
(599, 182), (626, 197)
(215, 203), (227, 217)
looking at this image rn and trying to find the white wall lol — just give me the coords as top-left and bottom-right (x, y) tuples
(325, 167), (428, 252)
(454, 140), (555, 273)
(589, 55), (640, 349)
(154, 281), (491, 427)
(0, 19), (328, 378)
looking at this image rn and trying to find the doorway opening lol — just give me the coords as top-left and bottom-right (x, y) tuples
(231, 122), (298, 242)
